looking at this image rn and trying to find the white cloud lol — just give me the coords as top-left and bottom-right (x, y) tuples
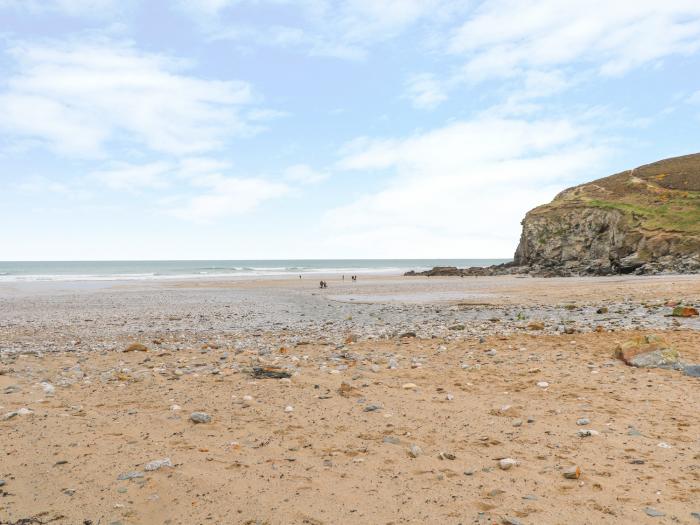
(404, 73), (448, 110)
(327, 116), (609, 257)
(283, 164), (328, 184)
(90, 161), (173, 191)
(169, 175), (290, 222)
(0, 39), (258, 157)
(0, 0), (121, 15)
(450, 1), (700, 81)
(203, 0), (465, 60)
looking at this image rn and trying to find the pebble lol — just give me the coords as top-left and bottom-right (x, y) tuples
(512, 419), (523, 427)
(190, 412), (211, 424)
(499, 458), (517, 470)
(446, 393), (454, 401)
(536, 381), (549, 388)
(382, 436), (400, 445)
(645, 507), (665, 517)
(576, 418), (591, 426)
(117, 471), (144, 480)
(0, 480), (5, 487)
(144, 458), (173, 471)
(563, 466), (581, 479)
(691, 512), (700, 522)
(502, 518), (524, 525)
(576, 429), (599, 437)
(401, 383), (418, 389)
(284, 405), (294, 413)
(40, 382), (55, 396)
(364, 404), (382, 412)
(408, 444), (422, 458)
(170, 404), (181, 411)
(387, 358), (399, 370)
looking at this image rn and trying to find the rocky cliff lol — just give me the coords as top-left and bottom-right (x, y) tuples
(513, 153), (700, 275)
(407, 153), (700, 277)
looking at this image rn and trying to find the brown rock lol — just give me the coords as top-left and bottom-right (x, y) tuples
(124, 342), (148, 352)
(671, 306), (699, 317)
(563, 466), (581, 479)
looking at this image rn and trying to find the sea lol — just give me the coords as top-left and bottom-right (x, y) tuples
(0, 259), (510, 282)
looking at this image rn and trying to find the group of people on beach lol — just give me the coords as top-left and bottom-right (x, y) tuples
(318, 275), (358, 288)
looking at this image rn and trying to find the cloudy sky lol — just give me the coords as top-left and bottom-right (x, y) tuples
(1, 0), (699, 260)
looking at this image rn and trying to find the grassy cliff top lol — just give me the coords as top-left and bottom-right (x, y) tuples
(529, 153), (700, 234)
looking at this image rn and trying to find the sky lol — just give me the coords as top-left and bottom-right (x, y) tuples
(1, 0), (699, 261)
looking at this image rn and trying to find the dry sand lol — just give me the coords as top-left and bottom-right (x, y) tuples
(1, 274), (699, 525)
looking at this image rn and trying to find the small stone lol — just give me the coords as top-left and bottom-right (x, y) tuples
(408, 444), (422, 458)
(124, 342), (148, 352)
(463, 469), (474, 476)
(170, 404), (181, 411)
(144, 458), (172, 471)
(522, 494), (538, 501)
(512, 419), (523, 427)
(502, 517), (524, 525)
(576, 429), (599, 437)
(0, 480), (5, 487)
(284, 405), (294, 413)
(402, 383), (418, 390)
(563, 466), (581, 479)
(630, 459), (645, 464)
(364, 404), (382, 412)
(446, 393), (454, 401)
(645, 507), (665, 517)
(40, 382), (55, 396)
(499, 458), (517, 470)
(527, 321), (545, 330)
(383, 436), (400, 445)
(671, 306), (699, 317)
(438, 452), (456, 460)
(485, 349), (497, 357)
(690, 512), (700, 522)
(400, 332), (416, 339)
(117, 471), (144, 480)
(576, 418), (591, 426)
(657, 442), (672, 448)
(684, 365), (700, 377)
(387, 358), (399, 369)
(190, 412), (211, 424)
(536, 381), (549, 388)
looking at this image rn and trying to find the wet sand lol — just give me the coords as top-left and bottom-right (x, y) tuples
(1, 274), (699, 524)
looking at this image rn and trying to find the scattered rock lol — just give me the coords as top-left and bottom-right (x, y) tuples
(615, 335), (681, 368)
(284, 405), (294, 413)
(563, 466), (581, 479)
(437, 452), (456, 460)
(364, 404), (382, 412)
(40, 382), (55, 396)
(401, 383), (417, 390)
(190, 412), (211, 424)
(536, 381), (549, 388)
(499, 458), (517, 470)
(251, 366), (292, 379)
(117, 471), (144, 480)
(382, 436), (400, 445)
(527, 321), (545, 330)
(684, 365), (700, 378)
(576, 418), (591, 426)
(144, 458), (172, 471)
(502, 518), (524, 525)
(400, 332), (416, 339)
(124, 343), (148, 353)
(671, 306), (699, 317)
(408, 444), (422, 458)
(576, 429), (599, 437)
(645, 507), (666, 518)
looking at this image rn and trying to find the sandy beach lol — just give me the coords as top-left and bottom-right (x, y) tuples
(1, 274), (699, 524)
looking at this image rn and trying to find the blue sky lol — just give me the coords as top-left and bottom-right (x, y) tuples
(1, 0), (699, 260)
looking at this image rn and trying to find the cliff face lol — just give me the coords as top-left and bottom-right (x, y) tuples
(513, 153), (700, 275)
